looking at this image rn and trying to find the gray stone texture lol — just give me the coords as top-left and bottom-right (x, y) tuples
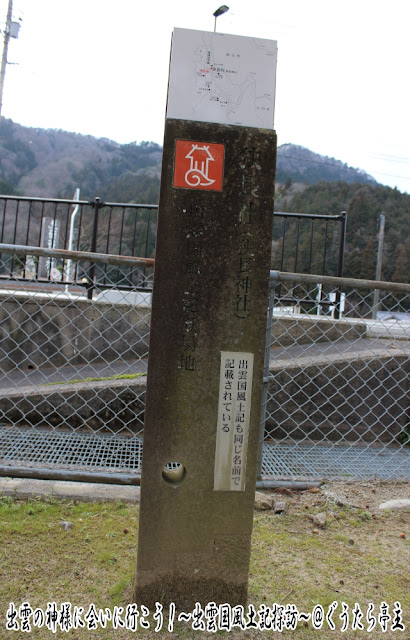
(0, 477), (141, 502)
(134, 119), (277, 609)
(379, 499), (410, 511)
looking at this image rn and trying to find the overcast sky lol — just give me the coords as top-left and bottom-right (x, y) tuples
(1, 0), (410, 193)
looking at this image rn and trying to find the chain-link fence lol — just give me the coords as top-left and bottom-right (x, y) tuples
(259, 271), (410, 481)
(0, 245), (151, 481)
(0, 245), (409, 483)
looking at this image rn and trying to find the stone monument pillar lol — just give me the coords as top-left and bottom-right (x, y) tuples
(134, 27), (277, 610)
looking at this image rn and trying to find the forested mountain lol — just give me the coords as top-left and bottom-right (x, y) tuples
(0, 118), (162, 200)
(0, 117), (408, 283)
(0, 117), (375, 200)
(273, 182), (409, 283)
(275, 144), (376, 186)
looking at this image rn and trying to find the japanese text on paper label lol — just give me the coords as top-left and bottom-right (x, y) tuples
(214, 351), (254, 491)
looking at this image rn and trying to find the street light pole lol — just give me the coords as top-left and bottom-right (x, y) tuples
(0, 0), (13, 120)
(213, 5), (229, 32)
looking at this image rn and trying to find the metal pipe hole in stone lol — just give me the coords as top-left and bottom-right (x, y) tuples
(161, 462), (186, 486)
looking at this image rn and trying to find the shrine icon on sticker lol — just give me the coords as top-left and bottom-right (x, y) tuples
(173, 140), (224, 191)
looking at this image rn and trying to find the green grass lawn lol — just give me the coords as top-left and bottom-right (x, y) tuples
(0, 487), (408, 639)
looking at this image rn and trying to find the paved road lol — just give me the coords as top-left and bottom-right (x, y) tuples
(1, 336), (408, 394)
(269, 336), (408, 363)
(0, 359), (148, 392)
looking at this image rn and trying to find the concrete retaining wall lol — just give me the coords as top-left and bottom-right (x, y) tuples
(0, 293), (367, 372)
(0, 294), (151, 372)
(266, 349), (409, 442)
(0, 295), (407, 443)
(0, 350), (408, 443)
(0, 377), (146, 433)
(271, 315), (367, 346)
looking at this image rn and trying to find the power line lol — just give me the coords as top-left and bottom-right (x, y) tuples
(279, 150), (410, 184)
(370, 169), (410, 181)
(369, 152), (410, 165)
(278, 151), (373, 175)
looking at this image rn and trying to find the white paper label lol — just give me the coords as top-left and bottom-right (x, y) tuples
(214, 351), (254, 491)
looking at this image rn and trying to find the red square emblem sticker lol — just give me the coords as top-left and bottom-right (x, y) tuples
(173, 140), (224, 191)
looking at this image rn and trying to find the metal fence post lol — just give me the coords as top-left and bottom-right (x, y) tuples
(257, 270), (279, 479)
(337, 211), (347, 279)
(334, 210), (347, 319)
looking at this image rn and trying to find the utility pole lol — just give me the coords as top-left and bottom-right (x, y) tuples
(372, 212), (385, 319)
(0, 0), (14, 120)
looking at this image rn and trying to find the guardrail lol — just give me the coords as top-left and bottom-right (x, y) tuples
(0, 240), (155, 299)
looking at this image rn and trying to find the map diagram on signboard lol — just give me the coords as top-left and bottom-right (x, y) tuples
(166, 28), (277, 129)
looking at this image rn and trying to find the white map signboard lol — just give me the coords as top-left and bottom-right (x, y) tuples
(166, 28), (277, 129)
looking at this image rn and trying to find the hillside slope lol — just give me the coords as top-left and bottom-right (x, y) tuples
(0, 118), (161, 199)
(278, 181), (409, 283)
(276, 143), (376, 186)
(0, 118), (376, 200)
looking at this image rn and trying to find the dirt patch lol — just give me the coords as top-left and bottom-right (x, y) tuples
(267, 479), (410, 512)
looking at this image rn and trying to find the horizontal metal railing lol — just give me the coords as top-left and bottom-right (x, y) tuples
(271, 269), (410, 294)
(0, 194), (347, 292)
(0, 243), (155, 269)
(0, 241), (155, 298)
(0, 195), (158, 296)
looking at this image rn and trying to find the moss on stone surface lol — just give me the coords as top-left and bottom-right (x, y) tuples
(45, 372), (147, 386)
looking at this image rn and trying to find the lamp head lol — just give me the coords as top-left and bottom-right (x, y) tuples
(213, 5), (229, 18)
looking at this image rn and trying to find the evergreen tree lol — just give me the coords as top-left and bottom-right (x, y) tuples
(392, 243), (409, 283)
(359, 238), (377, 280)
